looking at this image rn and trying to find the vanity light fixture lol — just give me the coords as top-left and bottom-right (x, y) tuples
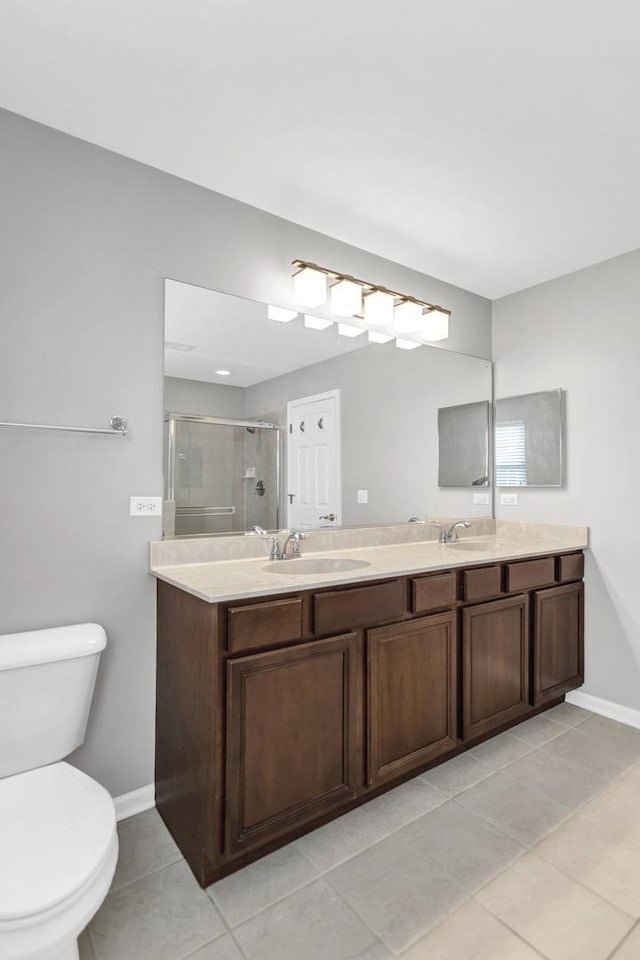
(291, 260), (451, 346)
(338, 322), (366, 338)
(215, 369), (232, 376)
(364, 289), (395, 326)
(304, 314), (334, 330)
(394, 300), (422, 333)
(368, 330), (394, 344)
(292, 266), (327, 307)
(268, 305), (298, 323)
(421, 308), (449, 342)
(395, 338), (422, 351)
(330, 278), (362, 317)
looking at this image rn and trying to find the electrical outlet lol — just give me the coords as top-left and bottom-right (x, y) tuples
(473, 492), (490, 505)
(357, 489), (368, 504)
(130, 496), (163, 517)
(500, 493), (519, 506)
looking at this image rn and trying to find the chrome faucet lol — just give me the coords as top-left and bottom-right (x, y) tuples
(249, 524), (266, 536)
(282, 530), (307, 558)
(262, 530), (307, 560)
(440, 520), (471, 543)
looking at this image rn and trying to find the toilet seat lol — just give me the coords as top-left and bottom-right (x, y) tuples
(0, 762), (118, 960)
(0, 762), (116, 922)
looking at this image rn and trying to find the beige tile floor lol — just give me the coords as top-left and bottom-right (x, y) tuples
(80, 704), (640, 960)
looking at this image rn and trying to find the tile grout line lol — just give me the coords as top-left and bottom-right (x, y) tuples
(466, 895), (553, 960)
(605, 917), (640, 960)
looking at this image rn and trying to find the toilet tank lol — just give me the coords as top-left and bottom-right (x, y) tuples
(0, 623), (107, 779)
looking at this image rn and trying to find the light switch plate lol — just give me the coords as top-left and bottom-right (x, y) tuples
(130, 496), (163, 516)
(357, 489), (368, 504)
(500, 493), (519, 506)
(473, 492), (490, 505)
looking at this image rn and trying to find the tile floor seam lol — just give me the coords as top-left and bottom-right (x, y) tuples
(450, 776), (576, 851)
(172, 929), (240, 960)
(605, 917), (640, 960)
(209, 871), (324, 930)
(109, 850), (185, 895)
(497, 747), (615, 811)
(323, 862), (471, 959)
(468, 739), (537, 772)
(529, 826), (640, 922)
(468, 894), (552, 960)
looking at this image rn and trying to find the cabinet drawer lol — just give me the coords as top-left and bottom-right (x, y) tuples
(558, 553), (584, 582)
(463, 566), (502, 603)
(227, 597), (303, 654)
(314, 580), (404, 635)
(412, 572), (457, 613)
(506, 557), (556, 593)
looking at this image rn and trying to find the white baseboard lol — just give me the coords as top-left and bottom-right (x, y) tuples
(114, 783), (155, 822)
(566, 690), (640, 730)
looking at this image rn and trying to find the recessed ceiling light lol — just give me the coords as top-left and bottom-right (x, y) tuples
(304, 314), (333, 330)
(166, 341), (196, 352)
(215, 369), (232, 376)
(268, 305), (298, 323)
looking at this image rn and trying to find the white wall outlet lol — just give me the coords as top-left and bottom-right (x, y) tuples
(130, 496), (163, 517)
(357, 489), (368, 504)
(500, 493), (519, 506)
(473, 492), (490, 505)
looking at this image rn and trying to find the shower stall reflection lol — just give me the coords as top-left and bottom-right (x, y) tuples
(164, 414), (281, 537)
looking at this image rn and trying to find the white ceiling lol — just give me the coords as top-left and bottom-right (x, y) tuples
(2, 1), (640, 298)
(164, 280), (365, 387)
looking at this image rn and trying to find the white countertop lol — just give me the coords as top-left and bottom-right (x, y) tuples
(150, 522), (588, 603)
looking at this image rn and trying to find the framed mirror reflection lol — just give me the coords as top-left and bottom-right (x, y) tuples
(163, 279), (494, 537)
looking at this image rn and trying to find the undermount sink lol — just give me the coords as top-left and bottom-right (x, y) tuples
(445, 540), (495, 551)
(263, 558), (371, 575)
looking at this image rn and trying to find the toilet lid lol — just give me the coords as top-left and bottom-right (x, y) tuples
(0, 761), (117, 921)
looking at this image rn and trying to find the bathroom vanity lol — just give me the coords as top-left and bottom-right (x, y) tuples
(152, 525), (586, 887)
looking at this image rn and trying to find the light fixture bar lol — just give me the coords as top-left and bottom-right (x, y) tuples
(291, 259), (451, 320)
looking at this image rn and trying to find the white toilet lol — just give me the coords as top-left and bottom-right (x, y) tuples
(0, 623), (118, 960)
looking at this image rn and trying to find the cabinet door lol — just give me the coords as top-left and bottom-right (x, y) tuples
(462, 595), (530, 740)
(225, 633), (358, 854)
(367, 612), (457, 787)
(533, 582), (584, 705)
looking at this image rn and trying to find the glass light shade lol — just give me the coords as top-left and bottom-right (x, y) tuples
(304, 314), (333, 330)
(268, 305), (298, 323)
(395, 338), (422, 351)
(394, 300), (422, 333)
(364, 290), (394, 326)
(293, 267), (327, 307)
(421, 308), (450, 341)
(330, 279), (362, 317)
(367, 330), (393, 344)
(337, 322), (365, 338)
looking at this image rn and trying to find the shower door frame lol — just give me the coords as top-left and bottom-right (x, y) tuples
(164, 413), (282, 535)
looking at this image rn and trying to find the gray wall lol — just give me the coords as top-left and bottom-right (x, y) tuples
(0, 108), (491, 798)
(164, 376), (245, 420)
(493, 249), (640, 711)
(246, 344), (492, 525)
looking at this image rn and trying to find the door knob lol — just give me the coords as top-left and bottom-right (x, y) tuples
(319, 513), (336, 522)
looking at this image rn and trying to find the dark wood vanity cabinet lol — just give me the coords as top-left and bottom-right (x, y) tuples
(533, 581), (584, 705)
(462, 594), (530, 739)
(155, 549), (585, 887)
(367, 612), (457, 787)
(225, 632), (358, 853)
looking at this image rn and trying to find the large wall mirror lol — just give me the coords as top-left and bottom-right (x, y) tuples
(163, 279), (493, 537)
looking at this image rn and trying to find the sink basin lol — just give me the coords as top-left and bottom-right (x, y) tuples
(263, 558), (371, 575)
(445, 540), (495, 552)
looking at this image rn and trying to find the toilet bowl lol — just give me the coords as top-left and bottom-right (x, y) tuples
(0, 624), (118, 960)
